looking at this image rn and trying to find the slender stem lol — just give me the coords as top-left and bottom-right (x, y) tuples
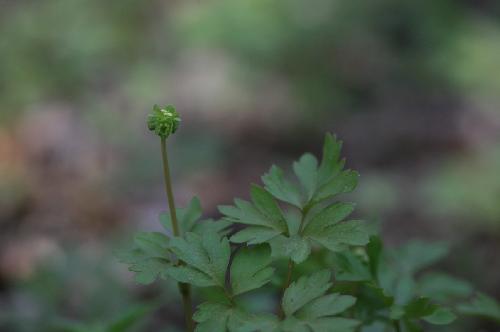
(160, 138), (180, 236)
(278, 259), (294, 319)
(283, 259), (294, 290)
(393, 320), (401, 332)
(160, 137), (194, 332)
(178, 283), (194, 332)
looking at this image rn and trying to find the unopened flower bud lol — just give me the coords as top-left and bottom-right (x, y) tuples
(147, 104), (181, 138)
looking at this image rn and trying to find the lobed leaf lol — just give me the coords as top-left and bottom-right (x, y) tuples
(390, 297), (456, 326)
(230, 245), (274, 296)
(282, 270), (332, 316)
(219, 187), (287, 233)
(230, 226), (282, 245)
(262, 165), (302, 208)
(293, 153), (318, 203)
(166, 230), (230, 288)
(313, 170), (359, 203)
(269, 235), (311, 264)
(302, 202), (355, 236)
(308, 220), (371, 252)
(160, 196), (202, 234)
(332, 250), (371, 282)
(296, 293), (356, 320)
(280, 270), (360, 332)
(193, 302), (277, 332)
(116, 232), (171, 285)
(317, 133), (344, 186)
(160, 197), (230, 236)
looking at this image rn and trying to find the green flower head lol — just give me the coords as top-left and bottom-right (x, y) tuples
(147, 104), (181, 138)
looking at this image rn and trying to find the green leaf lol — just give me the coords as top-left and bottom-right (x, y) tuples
(303, 202), (355, 236)
(284, 209), (302, 236)
(418, 273), (473, 301)
(160, 197), (231, 237)
(298, 317), (359, 332)
(317, 133), (344, 186)
(404, 297), (437, 319)
(457, 293), (500, 322)
(193, 303), (231, 332)
(282, 270), (332, 316)
(313, 170), (359, 203)
(164, 265), (215, 287)
(250, 185), (287, 228)
(230, 226), (282, 245)
(116, 232), (171, 285)
(366, 236), (383, 280)
(166, 230), (230, 288)
(191, 218), (232, 236)
(296, 293), (356, 319)
(423, 308), (457, 325)
(269, 235), (311, 264)
(262, 165), (302, 208)
(219, 193), (286, 232)
(301, 204), (370, 256)
(308, 220), (371, 252)
(293, 153), (318, 202)
(230, 245), (274, 296)
(390, 298), (456, 326)
(280, 270), (359, 332)
(193, 302), (277, 332)
(134, 232), (170, 257)
(393, 240), (449, 274)
(332, 250), (371, 281)
(160, 196), (202, 234)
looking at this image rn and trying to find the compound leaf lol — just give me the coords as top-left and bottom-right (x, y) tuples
(391, 297), (456, 326)
(160, 196), (202, 234)
(281, 270), (359, 332)
(317, 133), (343, 186)
(308, 220), (371, 252)
(219, 187), (286, 232)
(166, 230), (230, 288)
(303, 202), (355, 236)
(293, 153), (318, 203)
(282, 270), (332, 316)
(230, 226), (282, 245)
(296, 293), (357, 320)
(269, 235), (311, 264)
(313, 170), (359, 203)
(262, 165), (302, 208)
(116, 232), (171, 285)
(230, 245), (274, 296)
(193, 302), (277, 332)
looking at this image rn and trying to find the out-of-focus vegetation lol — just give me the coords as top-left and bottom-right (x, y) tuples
(0, 0), (499, 331)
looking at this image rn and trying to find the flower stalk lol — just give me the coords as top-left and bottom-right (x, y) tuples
(151, 105), (194, 331)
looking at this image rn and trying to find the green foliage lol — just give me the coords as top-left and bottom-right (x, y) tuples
(457, 293), (500, 322)
(166, 230), (230, 288)
(220, 134), (370, 265)
(117, 130), (498, 331)
(279, 271), (358, 332)
(116, 232), (171, 285)
(160, 196), (231, 236)
(230, 245), (274, 296)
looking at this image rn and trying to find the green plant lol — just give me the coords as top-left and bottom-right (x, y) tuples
(118, 105), (500, 331)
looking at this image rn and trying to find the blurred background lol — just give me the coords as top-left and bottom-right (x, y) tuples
(0, 0), (499, 331)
